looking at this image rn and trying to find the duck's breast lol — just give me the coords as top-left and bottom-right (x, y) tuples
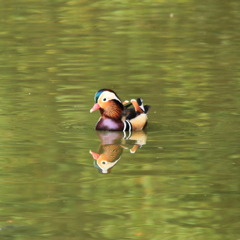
(96, 118), (124, 131)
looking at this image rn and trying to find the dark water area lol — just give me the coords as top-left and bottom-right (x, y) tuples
(0, 1), (240, 239)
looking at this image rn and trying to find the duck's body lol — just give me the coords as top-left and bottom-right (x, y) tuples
(90, 89), (150, 131)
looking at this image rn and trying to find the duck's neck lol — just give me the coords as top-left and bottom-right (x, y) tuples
(101, 101), (123, 120)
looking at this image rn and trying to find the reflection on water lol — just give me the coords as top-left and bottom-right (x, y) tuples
(0, 0), (240, 240)
(90, 131), (147, 173)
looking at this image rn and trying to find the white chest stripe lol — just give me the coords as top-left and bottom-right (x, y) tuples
(123, 121), (127, 132)
(122, 120), (132, 132)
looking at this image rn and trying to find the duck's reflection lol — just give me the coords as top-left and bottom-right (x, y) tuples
(89, 131), (147, 174)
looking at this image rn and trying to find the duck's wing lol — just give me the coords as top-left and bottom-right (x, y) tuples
(124, 107), (138, 120)
(123, 98), (150, 120)
(122, 102), (136, 120)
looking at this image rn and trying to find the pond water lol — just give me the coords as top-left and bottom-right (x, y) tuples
(0, 1), (240, 239)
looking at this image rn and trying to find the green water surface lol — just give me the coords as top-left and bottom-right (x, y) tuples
(0, 1), (240, 239)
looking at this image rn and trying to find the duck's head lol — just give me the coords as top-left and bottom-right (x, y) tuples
(90, 89), (124, 119)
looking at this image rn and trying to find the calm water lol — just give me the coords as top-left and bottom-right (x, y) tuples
(0, 1), (240, 239)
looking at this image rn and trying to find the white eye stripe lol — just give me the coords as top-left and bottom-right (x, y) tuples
(99, 91), (121, 103)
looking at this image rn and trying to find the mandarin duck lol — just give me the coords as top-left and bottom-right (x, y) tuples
(90, 89), (150, 131)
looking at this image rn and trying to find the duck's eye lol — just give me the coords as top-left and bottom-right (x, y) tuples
(102, 98), (107, 102)
(102, 161), (107, 164)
